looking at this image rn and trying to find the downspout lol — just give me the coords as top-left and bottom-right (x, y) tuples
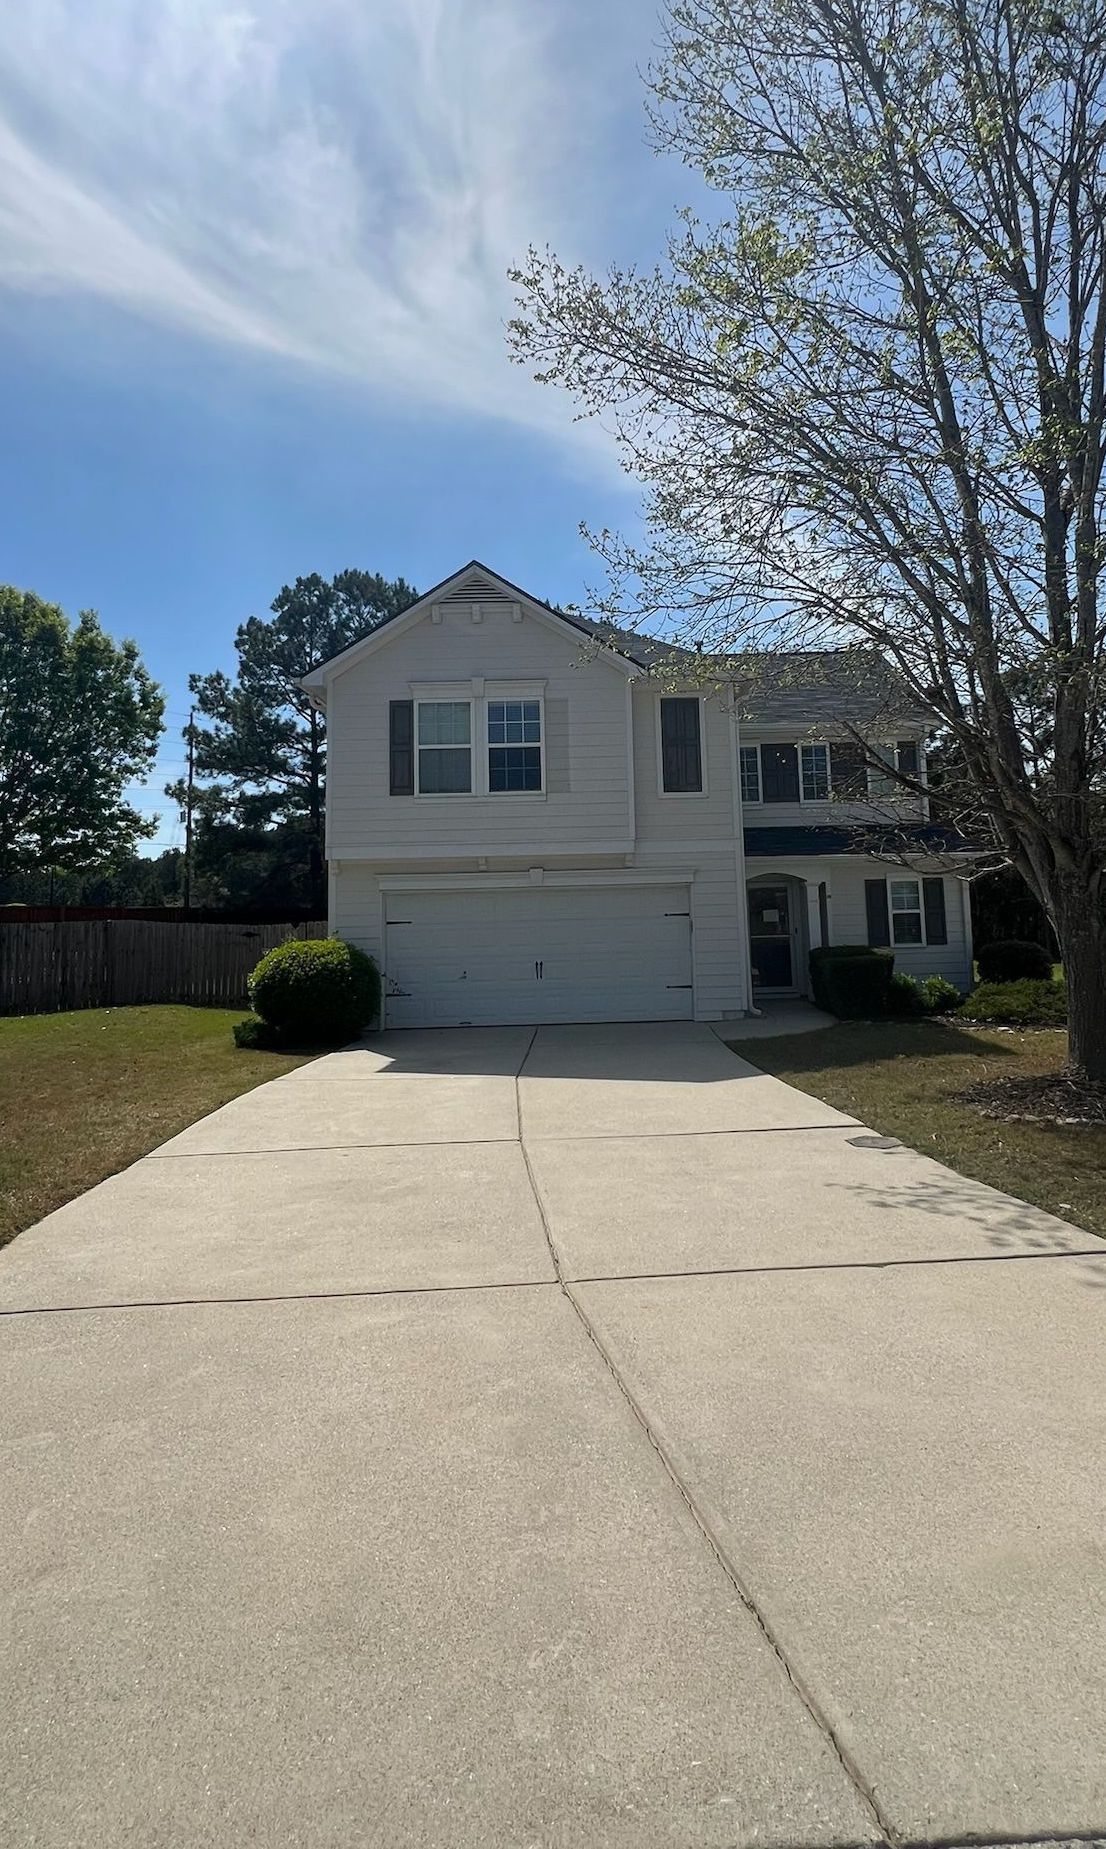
(729, 680), (759, 1016)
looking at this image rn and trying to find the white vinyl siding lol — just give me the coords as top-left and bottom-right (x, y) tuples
(822, 861), (971, 988)
(738, 732), (928, 824)
(325, 601), (633, 859)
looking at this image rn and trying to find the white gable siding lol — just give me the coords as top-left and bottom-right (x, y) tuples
(325, 603), (632, 861)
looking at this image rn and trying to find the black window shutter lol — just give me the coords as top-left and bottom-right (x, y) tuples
(761, 742), (800, 802)
(923, 877), (947, 944)
(865, 878), (891, 946)
(897, 739), (920, 776)
(660, 698), (702, 792)
(389, 700), (414, 795)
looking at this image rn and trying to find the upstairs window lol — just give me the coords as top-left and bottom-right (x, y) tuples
(416, 700), (472, 794)
(830, 742), (868, 798)
(488, 699), (542, 793)
(739, 745), (761, 803)
(800, 743), (830, 801)
(869, 740), (921, 799)
(660, 697), (703, 793)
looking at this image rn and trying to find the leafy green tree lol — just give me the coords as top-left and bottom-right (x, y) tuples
(175, 569), (418, 912)
(0, 587), (163, 883)
(510, 0), (1106, 1081)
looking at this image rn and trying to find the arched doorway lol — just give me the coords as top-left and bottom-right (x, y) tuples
(747, 874), (811, 1000)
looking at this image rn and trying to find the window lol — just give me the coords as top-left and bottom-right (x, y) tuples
(867, 746), (897, 800)
(416, 700), (472, 794)
(890, 878), (924, 944)
(867, 875), (947, 946)
(739, 744), (761, 803)
(801, 743), (830, 801)
(830, 742), (867, 798)
(867, 740), (918, 799)
(488, 699), (542, 793)
(659, 697), (703, 793)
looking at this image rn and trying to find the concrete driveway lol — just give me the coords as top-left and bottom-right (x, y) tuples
(3, 1022), (1104, 1847)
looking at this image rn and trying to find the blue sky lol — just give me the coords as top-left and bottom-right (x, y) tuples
(0, 0), (683, 847)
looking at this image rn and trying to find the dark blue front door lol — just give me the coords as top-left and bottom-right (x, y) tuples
(748, 884), (794, 991)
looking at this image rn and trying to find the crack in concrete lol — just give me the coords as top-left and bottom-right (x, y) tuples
(144, 1121), (861, 1159)
(513, 1027), (901, 1849)
(4, 1234), (1099, 1320)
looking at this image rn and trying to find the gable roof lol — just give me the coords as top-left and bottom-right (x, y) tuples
(300, 560), (644, 696)
(299, 557), (928, 725)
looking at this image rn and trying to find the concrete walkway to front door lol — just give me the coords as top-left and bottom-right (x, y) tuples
(2, 1022), (1104, 1847)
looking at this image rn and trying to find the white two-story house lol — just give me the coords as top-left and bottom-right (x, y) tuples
(302, 561), (974, 1028)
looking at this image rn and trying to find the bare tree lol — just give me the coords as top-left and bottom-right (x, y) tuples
(509, 0), (1106, 1080)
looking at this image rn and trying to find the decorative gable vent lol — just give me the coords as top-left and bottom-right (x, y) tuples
(437, 575), (514, 605)
(431, 574), (521, 624)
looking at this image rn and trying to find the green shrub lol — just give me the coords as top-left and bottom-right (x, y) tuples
(809, 944), (894, 1018)
(809, 944), (878, 1011)
(976, 938), (1053, 982)
(247, 937), (381, 1044)
(919, 975), (963, 1014)
(956, 978), (1067, 1026)
(232, 1015), (285, 1050)
(886, 971), (926, 1015)
(886, 971), (964, 1016)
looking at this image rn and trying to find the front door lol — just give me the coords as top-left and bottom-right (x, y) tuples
(748, 883), (795, 993)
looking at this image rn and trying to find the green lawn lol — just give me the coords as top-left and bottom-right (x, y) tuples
(0, 1006), (313, 1249)
(728, 1018), (1106, 1241)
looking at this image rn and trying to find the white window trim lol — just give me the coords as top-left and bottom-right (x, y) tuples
(414, 696), (474, 798)
(739, 742), (762, 806)
(740, 739), (831, 807)
(485, 692), (546, 799)
(888, 874), (929, 946)
(656, 694), (708, 798)
(800, 741), (831, 803)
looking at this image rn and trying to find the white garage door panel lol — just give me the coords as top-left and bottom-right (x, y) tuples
(385, 886), (693, 1027)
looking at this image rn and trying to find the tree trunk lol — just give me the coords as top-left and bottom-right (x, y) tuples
(1053, 878), (1106, 1084)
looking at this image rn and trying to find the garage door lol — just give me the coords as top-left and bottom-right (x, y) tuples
(384, 885), (693, 1027)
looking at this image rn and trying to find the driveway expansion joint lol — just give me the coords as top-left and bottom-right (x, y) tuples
(513, 1027), (900, 1849)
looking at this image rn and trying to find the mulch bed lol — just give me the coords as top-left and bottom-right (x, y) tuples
(957, 1070), (1106, 1125)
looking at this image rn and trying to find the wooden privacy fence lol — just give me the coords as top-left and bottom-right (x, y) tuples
(0, 919), (327, 1015)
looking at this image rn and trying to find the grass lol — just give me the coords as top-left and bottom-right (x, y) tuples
(728, 1017), (1106, 1241)
(0, 1006), (313, 1250)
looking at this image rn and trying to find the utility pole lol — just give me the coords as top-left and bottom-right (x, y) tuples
(182, 707), (196, 913)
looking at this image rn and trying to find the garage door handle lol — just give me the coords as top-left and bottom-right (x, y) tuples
(534, 960), (543, 980)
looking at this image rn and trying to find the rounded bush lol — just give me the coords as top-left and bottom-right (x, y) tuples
(976, 938), (1053, 983)
(248, 937), (381, 1044)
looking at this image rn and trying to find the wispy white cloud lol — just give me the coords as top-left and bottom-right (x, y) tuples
(0, 0), (654, 459)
